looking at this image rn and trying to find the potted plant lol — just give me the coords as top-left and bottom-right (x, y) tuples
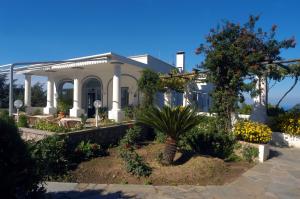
(57, 97), (72, 117)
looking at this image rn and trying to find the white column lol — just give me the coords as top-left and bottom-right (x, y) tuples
(250, 76), (268, 123)
(43, 76), (56, 114)
(108, 63), (124, 122)
(70, 78), (84, 117)
(164, 90), (172, 107)
(24, 74), (32, 114)
(53, 81), (58, 108)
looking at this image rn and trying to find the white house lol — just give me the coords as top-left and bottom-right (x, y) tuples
(0, 51), (213, 122)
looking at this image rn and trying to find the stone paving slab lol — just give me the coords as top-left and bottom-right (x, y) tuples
(46, 147), (300, 199)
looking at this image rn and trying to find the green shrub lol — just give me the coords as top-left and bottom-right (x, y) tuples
(57, 97), (72, 114)
(119, 125), (141, 146)
(99, 107), (108, 119)
(0, 118), (45, 198)
(119, 148), (152, 177)
(277, 112), (300, 136)
(238, 103), (252, 115)
(73, 141), (105, 161)
(118, 125), (152, 177)
(242, 145), (259, 162)
(124, 105), (135, 120)
(28, 135), (69, 180)
(179, 116), (236, 159)
(18, 114), (28, 127)
(34, 119), (69, 133)
(155, 130), (167, 143)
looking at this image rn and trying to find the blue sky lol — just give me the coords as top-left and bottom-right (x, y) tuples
(0, 0), (299, 108)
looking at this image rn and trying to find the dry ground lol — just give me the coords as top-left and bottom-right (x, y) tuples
(68, 142), (253, 185)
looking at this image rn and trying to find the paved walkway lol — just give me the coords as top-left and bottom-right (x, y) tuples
(46, 147), (300, 199)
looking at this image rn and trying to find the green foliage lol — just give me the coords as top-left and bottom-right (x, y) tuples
(179, 116), (236, 159)
(18, 114), (28, 127)
(98, 107), (108, 119)
(237, 103), (253, 115)
(118, 126), (152, 177)
(0, 118), (45, 198)
(74, 141), (105, 161)
(124, 105), (135, 120)
(34, 119), (70, 133)
(277, 112), (300, 136)
(267, 104), (285, 117)
(120, 125), (141, 146)
(57, 97), (72, 114)
(155, 130), (167, 143)
(28, 135), (69, 180)
(137, 106), (202, 140)
(31, 82), (46, 107)
(242, 145), (259, 162)
(196, 15), (295, 130)
(138, 68), (160, 106)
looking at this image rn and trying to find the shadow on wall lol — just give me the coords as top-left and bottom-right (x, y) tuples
(46, 189), (134, 199)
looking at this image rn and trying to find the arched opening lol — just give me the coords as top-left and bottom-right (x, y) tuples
(57, 80), (73, 114)
(82, 77), (102, 117)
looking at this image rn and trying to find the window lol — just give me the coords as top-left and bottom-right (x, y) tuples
(121, 87), (129, 108)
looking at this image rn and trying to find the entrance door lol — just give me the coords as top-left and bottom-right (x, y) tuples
(121, 87), (129, 108)
(87, 92), (96, 117)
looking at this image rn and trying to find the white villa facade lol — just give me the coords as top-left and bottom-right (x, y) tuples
(15, 52), (213, 122)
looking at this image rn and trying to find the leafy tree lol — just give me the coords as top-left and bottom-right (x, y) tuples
(137, 106), (202, 165)
(138, 68), (160, 106)
(196, 15), (295, 130)
(0, 74), (9, 108)
(31, 82), (46, 107)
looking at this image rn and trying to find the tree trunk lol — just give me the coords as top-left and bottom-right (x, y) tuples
(162, 136), (177, 165)
(276, 76), (298, 108)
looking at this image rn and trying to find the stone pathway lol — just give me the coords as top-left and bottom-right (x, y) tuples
(46, 147), (300, 199)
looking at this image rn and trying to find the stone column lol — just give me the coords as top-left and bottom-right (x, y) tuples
(108, 63), (124, 122)
(70, 78), (84, 117)
(53, 81), (58, 108)
(43, 76), (56, 114)
(164, 90), (173, 106)
(24, 74), (32, 114)
(250, 76), (268, 123)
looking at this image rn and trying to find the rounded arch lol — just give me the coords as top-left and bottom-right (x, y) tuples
(106, 73), (140, 108)
(81, 76), (103, 117)
(57, 79), (74, 101)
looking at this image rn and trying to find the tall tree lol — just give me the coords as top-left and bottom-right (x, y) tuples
(196, 15), (295, 130)
(31, 82), (46, 107)
(0, 74), (9, 108)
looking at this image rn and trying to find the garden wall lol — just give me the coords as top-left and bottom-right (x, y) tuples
(20, 123), (153, 148)
(271, 132), (300, 148)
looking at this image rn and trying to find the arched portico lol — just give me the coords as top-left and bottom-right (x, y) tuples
(81, 76), (103, 117)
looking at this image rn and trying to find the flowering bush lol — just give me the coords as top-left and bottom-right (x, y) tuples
(278, 113), (300, 136)
(233, 121), (272, 144)
(74, 141), (104, 161)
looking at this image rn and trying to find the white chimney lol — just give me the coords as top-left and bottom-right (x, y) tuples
(176, 51), (185, 73)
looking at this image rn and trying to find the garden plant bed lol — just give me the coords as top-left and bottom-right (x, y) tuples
(67, 142), (254, 185)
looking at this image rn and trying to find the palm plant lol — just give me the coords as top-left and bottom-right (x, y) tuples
(137, 105), (202, 165)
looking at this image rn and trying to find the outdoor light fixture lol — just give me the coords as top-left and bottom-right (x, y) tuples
(93, 100), (102, 127)
(14, 99), (23, 123)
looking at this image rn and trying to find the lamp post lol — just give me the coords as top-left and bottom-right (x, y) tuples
(93, 100), (102, 127)
(14, 100), (23, 123)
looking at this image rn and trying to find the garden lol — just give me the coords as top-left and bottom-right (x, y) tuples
(1, 15), (300, 198)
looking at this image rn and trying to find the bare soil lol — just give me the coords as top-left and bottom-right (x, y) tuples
(68, 142), (254, 185)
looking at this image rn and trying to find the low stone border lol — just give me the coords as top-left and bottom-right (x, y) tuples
(271, 132), (300, 148)
(19, 127), (54, 141)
